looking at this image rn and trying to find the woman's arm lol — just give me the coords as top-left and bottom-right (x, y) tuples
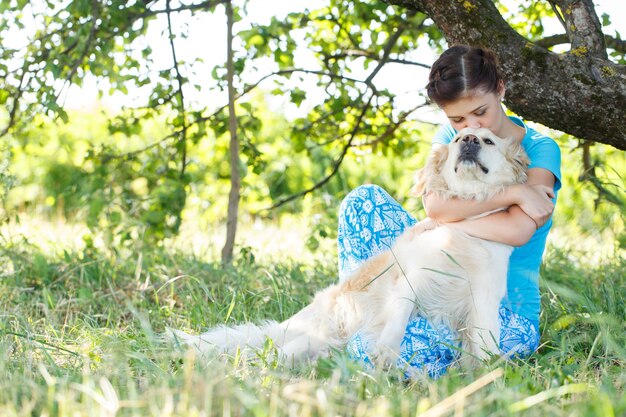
(445, 205), (537, 247)
(425, 168), (557, 246)
(423, 185), (521, 222)
(424, 168), (556, 224)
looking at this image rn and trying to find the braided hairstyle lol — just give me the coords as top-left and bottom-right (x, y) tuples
(426, 45), (504, 106)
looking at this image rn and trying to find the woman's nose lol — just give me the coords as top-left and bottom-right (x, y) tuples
(467, 118), (481, 129)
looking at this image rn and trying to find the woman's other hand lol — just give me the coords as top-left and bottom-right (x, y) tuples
(514, 182), (555, 229)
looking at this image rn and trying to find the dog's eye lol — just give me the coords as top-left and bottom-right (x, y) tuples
(484, 138), (495, 145)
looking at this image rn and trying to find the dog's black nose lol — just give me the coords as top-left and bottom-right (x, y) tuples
(460, 134), (480, 158)
(462, 135), (479, 144)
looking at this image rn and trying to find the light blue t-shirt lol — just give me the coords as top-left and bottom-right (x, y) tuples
(432, 116), (562, 324)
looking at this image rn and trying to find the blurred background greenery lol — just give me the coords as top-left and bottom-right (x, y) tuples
(0, 0), (623, 264)
(2, 95), (624, 261)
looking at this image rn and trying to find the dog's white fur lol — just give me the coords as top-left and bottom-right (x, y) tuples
(171, 127), (530, 367)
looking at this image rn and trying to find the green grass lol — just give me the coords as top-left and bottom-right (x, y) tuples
(0, 222), (624, 416)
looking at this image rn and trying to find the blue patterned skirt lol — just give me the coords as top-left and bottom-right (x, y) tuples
(337, 184), (539, 378)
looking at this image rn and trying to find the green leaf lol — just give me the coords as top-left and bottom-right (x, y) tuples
(247, 33), (265, 46)
(290, 88), (307, 107)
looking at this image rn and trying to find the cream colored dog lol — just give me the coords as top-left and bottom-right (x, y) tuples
(171, 127), (530, 366)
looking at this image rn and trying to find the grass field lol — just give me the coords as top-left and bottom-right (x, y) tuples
(0, 217), (624, 416)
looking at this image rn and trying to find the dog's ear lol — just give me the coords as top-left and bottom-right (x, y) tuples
(505, 140), (530, 183)
(410, 145), (449, 196)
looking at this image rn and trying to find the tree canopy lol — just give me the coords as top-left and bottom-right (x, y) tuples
(1, 0), (624, 253)
(384, 0), (626, 150)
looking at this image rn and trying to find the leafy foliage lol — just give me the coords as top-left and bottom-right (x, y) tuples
(1, 0), (624, 249)
(551, 134), (626, 250)
(1, 0), (436, 245)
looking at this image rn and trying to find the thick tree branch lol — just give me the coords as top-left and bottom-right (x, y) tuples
(605, 35), (626, 55)
(382, 0), (626, 150)
(550, 0), (607, 59)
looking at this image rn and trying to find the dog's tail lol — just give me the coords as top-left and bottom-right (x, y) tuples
(168, 293), (332, 359)
(168, 320), (288, 355)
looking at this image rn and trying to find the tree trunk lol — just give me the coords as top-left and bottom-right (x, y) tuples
(221, 0), (241, 264)
(382, 0), (626, 150)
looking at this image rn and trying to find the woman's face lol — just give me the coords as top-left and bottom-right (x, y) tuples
(440, 89), (506, 136)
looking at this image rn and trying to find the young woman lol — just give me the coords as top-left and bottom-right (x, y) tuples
(337, 45), (562, 378)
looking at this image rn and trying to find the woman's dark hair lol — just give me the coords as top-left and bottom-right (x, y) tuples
(426, 45), (503, 106)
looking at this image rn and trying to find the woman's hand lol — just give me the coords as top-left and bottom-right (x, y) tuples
(408, 218), (440, 237)
(514, 183), (555, 229)
(426, 168), (558, 246)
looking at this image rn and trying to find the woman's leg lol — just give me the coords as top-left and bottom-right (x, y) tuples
(389, 306), (539, 379)
(397, 316), (459, 378)
(337, 184), (417, 281)
(339, 185), (458, 377)
(346, 313), (458, 379)
(498, 307), (540, 358)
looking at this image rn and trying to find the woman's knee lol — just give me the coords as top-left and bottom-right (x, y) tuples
(339, 184), (390, 213)
(344, 184), (388, 201)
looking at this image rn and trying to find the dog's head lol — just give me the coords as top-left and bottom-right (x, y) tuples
(412, 128), (529, 200)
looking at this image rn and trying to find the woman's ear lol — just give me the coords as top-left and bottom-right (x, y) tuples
(410, 145), (449, 196)
(497, 80), (506, 101)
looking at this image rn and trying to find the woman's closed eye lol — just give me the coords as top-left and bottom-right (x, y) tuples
(450, 109), (486, 124)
